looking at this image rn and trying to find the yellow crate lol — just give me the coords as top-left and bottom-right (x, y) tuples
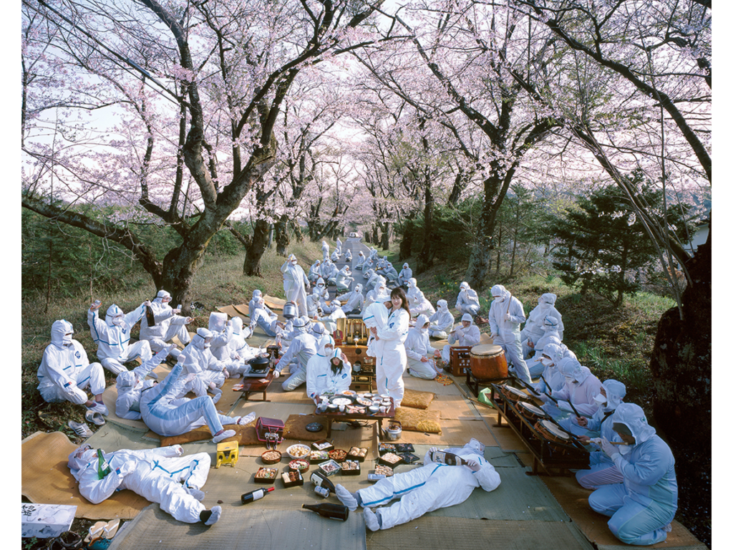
(215, 441), (239, 468)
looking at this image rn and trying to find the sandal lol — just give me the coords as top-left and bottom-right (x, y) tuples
(103, 518), (120, 539)
(68, 421), (93, 438)
(83, 521), (107, 545)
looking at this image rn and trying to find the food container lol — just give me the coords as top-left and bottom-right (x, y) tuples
(374, 464), (394, 477)
(328, 449), (347, 463)
(288, 459), (310, 473)
(254, 467), (278, 483)
(340, 460), (361, 476)
(282, 469), (304, 488)
(384, 420), (402, 441)
(261, 450), (282, 465)
(346, 446), (368, 462)
(399, 453), (420, 464)
(368, 405), (379, 415)
(395, 443), (414, 453)
(378, 443), (397, 454)
(318, 459), (342, 477)
(328, 404), (338, 411)
(309, 450), (330, 463)
(286, 444), (311, 460)
(378, 452), (403, 467)
(311, 440), (334, 452)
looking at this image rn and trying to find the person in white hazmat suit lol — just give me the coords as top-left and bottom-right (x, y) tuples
(312, 277), (330, 309)
(589, 403), (678, 546)
(372, 287), (411, 408)
(206, 312), (252, 377)
(363, 268), (379, 291)
(381, 262), (399, 284)
(179, 328), (229, 403)
(141, 360), (244, 442)
(331, 249), (341, 262)
(336, 237), (343, 254)
(322, 259), (338, 283)
(344, 249), (352, 262)
(322, 240), (330, 261)
(310, 322), (329, 348)
(37, 320), (108, 416)
(455, 282), (481, 316)
(273, 317), (317, 391)
(139, 290), (192, 360)
(281, 254), (310, 320)
(306, 336), (352, 402)
(68, 443), (223, 526)
(406, 278), (435, 318)
(574, 380), (627, 490)
(364, 282), (390, 310)
(488, 285), (531, 384)
(308, 260), (322, 283)
(88, 301), (153, 375)
(404, 314), (442, 379)
(354, 251), (366, 270)
(335, 284), (364, 315)
(397, 263), (412, 287)
(521, 293), (564, 358)
(227, 317), (261, 364)
(532, 342), (570, 395)
(334, 439), (500, 531)
(525, 316), (563, 378)
(335, 265), (354, 292)
(440, 314), (481, 363)
(559, 378), (624, 436)
(362, 296), (391, 358)
(249, 297), (281, 338)
(318, 300), (346, 334)
(428, 300), (454, 340)
(248, 289), (270, 317)
(540, 357), (602, 420)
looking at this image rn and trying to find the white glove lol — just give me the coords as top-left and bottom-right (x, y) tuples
(464, 459), (481, 472)
(119, 461), (135, 476)
(273, 370), (281, 379)
(600, 438), (620, 458)
(556, 400), (573, 412)
(490, 332), (497, 340)
(172, 308), (181, 315)
(172, 445), (184, 456)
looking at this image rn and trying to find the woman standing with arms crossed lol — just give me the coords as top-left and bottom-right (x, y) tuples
(372, 287), (411, 408)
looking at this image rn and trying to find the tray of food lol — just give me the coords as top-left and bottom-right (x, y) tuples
(378, 443), (397, 454)
(319, 459), (342, 477)
(328, 449), (347, 463)
(286, 444), (311, 460)
(311, 440), (334, 452)
(355, 397), (373, 407)
(288, 459), (310, 473)
(399, 452), (420, 464)
(346, 446), (368, 462)
(330, 397), (352, 407)
(395, 443), (414, 453)
(309, 450), (330, 463)
(261, 450), (282, 464)
(346, 405), (366, 414)
(254, 467), (278, 483)
(374, 464), (394, 477)
(340, 390), (357, 398)
(378, 452), (403, 467)
(341, 460), (361, 476)
(281, 469), (304, 488)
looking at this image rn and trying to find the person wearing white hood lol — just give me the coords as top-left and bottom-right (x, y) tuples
(228, 317), (261, 363)
(363, 268), (378, 291)
(37, 320), (108, 416)
(322, 240), (330, 261)
(364, 282), (390, 310)
(323, 259), (339, 283)
(589, 403), (678, 546)
(574, 380), (627, 489)
(68, 443), (223, 525)
(521, 293), (564, 359)
(406, 278), (435, 318)
(354, 251), (367, 270)
(248, 289), (272, 318)
(206, 312), (251, 377)
(532, 343), (567, 395)
(344, 249), (352, 262)
(488, 285), (531, 384)
(139, 290), (193, 360)
(281, 254), (310, 321)
(179, 328), (228, 403)
(318, 300), (346, 334)
(397, 263), (412, 287)
(308, 260), (322, 283)
(335, 284), (364, 315)
(334, 439), (500, 531)
(404, 314), (442, 379)
(331, 249), (341, 262)
(455, 282), (481, 316)
(306, 336), (352, 402)
(88, 301), (153, 375)
(381, 262), (399, 284)
(249, 296), (281, 338)
(440, 314), (481, 363)
(312, 277), (330, 309)
(309, 322), (329, 348)
(428, 300), (454, 340)
(524, 315), (563, 378)
(541, 357), (602, 420)
(335, 265), (354, 292)
(273, 317), (317, 391)
(372, 287), (411, 408)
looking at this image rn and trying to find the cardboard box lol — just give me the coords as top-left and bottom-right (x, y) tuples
(21, 503), (76, 539)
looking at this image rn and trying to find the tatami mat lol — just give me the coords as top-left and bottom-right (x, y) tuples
(397, 419), (498, 446)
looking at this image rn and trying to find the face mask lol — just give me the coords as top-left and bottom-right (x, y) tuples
(112, 316), (124, 327)
(62, 333), (74, 346)
(540, 358), (552, 366)
(564, 376), (575, 385)
(593, 394), (608, 405)
(493, 296), (503, 303)
(618, 444), (632, 455)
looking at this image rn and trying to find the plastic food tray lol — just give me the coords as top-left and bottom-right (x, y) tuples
(340, 460), (361, 476)
(318, 459), (342, 477)
(261, 450), (282, 465)
(346, 447), (368, 462)
(311, 440), (334, 452)
(282, 469), (304, 488)
(254, 467), (278, 483)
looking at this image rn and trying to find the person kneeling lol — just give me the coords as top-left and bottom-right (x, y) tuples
(405, 314), (442, 379)
(306, 336), (352, 403)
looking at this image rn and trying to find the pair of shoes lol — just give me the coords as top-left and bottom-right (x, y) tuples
(85, 409), (105, 426)
(68, 420), (93, 438)
(86, 401), (109, 416)
(83, 519), (121, 545)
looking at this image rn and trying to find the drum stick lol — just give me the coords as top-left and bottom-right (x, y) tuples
(543, 391), (558, 404)
(567, 400), (582, 418)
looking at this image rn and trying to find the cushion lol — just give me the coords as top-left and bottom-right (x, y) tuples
(283, 414), (330, 441)
(401, 389), (436, 410)
(394, 408), (442, 434)
(157, 420), (256, 447)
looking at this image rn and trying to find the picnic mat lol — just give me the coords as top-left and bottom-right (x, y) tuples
(260, 382), (314, 405)
(108, 505), (366, 550)
(540, 476), (707, 550)
(403, 374), (463, 396)
(427, 393), (478, 420)
(148, 419), (257, 447)
(396, 419), (498, 446)
(263, 294), (287, 310)
(491, 424), (529, 452)
(22, 432), (150, 520)
(216, 304), (249, 319)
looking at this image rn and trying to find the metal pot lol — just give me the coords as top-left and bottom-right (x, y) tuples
(384, 420), (402, 441)
(283, 301), (298, 319)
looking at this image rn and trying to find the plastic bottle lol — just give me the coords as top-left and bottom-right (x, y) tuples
(314, 486), (330, 498)
(302, 503), (349, 521)
(429, 450), (464, 466)
(241, 486), (274, 504)
(310, 470), (335, 492)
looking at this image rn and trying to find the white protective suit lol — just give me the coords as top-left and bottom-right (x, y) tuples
(322, 241), (330, 261)
(525, 315), (563, 378)
(306, 336), (352, 400)
(141, 363), (238, 437)
(440, 314), (481, 362)
(381, 263), (399, 283)
(335, 285), (364, 314)
(249, 297), (279, 338)
(37, 320), (106, 406)
(275, 320), (317, 391)
(575, 380), (627, 489)
(336, 237), (343, 254)
(331, 250), (341, 262)
(397, 264), (412, 287)
(115, 347), (175, 420)
(532, 343), (567, 395)
(406, 279), (435, 318)
(180, 329), (227, 398)
(345, 250), (352, 262)
(354, 251), (366, 270)
(364, 269), (379, 291)
(365, 283), (390, 310)
(322, 260), (337, 282)
(375, 306), (410, 407)
(428, 300), (454, 340)
(281, 254), (309, 321)
(139, 290), (190, 359)
(68, 444), (214, 524)
(522, 293), (564, 358)
(228, 317), (260, 364)
(319, 301), (346, 334)
(404, 314), (439, 379)
(589, 404), (678, 546)
(541, 357), (602, 420)
(455, 282), (481, 316)
(488, 285), (530, 384)
(335, 266), (354, 292)
(88, 303), (152, 375)
(362, 300), (390, 357)
(312, 278), (330, 309)
(207, 313), (249, 376)
(345, 440), (500, 530)
(308, 261), (322, 283)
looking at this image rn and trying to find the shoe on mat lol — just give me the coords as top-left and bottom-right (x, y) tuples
(85, 410), (106, 426)
(68, 421), (93, 438)
(87, 401), (109, 416)
(212, 429), (236, 444)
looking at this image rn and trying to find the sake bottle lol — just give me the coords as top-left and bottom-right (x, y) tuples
(302, 503), (349, 521)
(310, 470), (335, 492)
(241, 486), (274, 504)
(430, 450), (463, 466)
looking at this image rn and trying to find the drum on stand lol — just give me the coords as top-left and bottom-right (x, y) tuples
(498, 384), (531, 404)
(469, 344), (508, 379)
(517, 401), (547, 423)
(534, 419), (573, 446)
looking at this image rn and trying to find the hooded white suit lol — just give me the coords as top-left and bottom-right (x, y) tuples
(139, 291), (190, 359)
(281, 254), (309, 320)
(428, 300), (454, 339)
(404, 314), (438, 379)
(488, 285), (530, 384)
(88, 303), (152, 375)
(305, 336), (352, 400)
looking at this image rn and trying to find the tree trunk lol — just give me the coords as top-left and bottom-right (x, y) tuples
(380, 223), (390, 251)
(243, 219), (271, 277)
(495, 221), (503, 277)
(399, 220), (414, 262)
(364, 231), (371, 244)
(509, 198), (520, 278)
(447, 169), (468, 206)
(416, 183), (434, 273)
(372, 226), (379, 245)
(275, 215), (290, 257)
(293, 223), (303, 243)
